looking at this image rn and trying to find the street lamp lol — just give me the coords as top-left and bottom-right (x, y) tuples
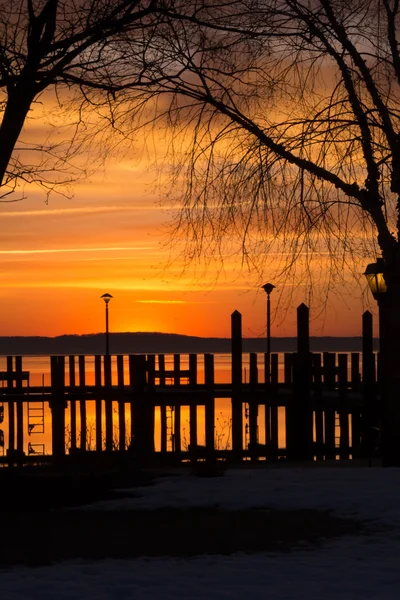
(261, 282), (275, 383)
(364, 258), (387, 301)
(364, 257), (387, 364)
(101, 293), (113, 356)
(363, 259), (387, 463)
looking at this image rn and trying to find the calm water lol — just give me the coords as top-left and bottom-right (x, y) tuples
(0, 352), (356, 457)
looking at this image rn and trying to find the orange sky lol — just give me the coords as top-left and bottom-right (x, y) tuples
(0, 98), (379, 340)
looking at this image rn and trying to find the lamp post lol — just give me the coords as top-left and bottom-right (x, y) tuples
(363, 259), (387, 461)
(364, 258), (387, 302)
(261, 283), (275, 383)
(363, 258), (387, 362)
(101, 293), (113, 356)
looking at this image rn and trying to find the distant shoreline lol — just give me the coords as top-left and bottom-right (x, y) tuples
(0, 332), (379, 355)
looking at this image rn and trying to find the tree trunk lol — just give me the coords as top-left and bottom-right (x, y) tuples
(379, 274), (400, 466)
(0, 85), (36, 186)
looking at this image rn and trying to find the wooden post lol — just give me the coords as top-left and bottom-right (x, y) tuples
(283, 353), (294, 458)
(205, 353), (215, 457)
(79, 355), (86, 451)
(94, 354), (102, 452)
(15, 357), (24, 465)
(350, 353), (361, 458)
(104, 354), (113, 452)
(172, 354), (181, 454)
(297, 303), (310, 354)
(231, 310), (243, 458)
(117, 354), (125, 451)
(362, 310), (376, 461)
(158, 354), (167, 453)
(189, 354), (197, 387)
(293, 303), (312, 460)
(131, 355), (154, 462)
(7, 357), (15, 463)
(173, 354), (180, 386)
(147, 355), (156, 387)
(270, 353), (279, 458)
(69, 356), (77, 452)
(312, 353), (324, 460)
(158, 354), (166, 386)
(129, 355), (135, 443)
(338, 354), (349, 459)
(323, 352), (336, 460)
(189, 354), (198, 450)
(50, 356), (66, 463)
(351, 353), (361, 390)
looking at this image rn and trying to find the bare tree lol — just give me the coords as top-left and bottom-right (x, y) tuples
(4, 2), (400, 464)
(0, 0), (169, 201)
(110, 0), (400, 464)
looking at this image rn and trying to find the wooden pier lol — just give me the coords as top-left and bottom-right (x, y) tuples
(0, 305), (379, 467)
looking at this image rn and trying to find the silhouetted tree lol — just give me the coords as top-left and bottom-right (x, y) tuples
(0, 0), (167, 201)
(114, 0), (400, 465)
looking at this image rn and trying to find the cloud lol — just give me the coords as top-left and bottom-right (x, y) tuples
(0, 205), (159, 218)
(0, 246), (151, 255)
(135, 299), (187, 304)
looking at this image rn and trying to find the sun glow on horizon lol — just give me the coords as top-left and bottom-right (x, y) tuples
(0, 93), (378, 340)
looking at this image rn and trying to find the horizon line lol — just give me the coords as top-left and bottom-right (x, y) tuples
(0, 331), (374, 339)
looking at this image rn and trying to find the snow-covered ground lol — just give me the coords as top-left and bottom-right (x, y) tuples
(2, 465), (400, 599)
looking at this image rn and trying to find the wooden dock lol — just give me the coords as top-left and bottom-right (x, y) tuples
(0, 305), (379, 467)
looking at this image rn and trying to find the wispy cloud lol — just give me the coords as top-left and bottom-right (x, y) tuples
(0, 246), (151, 255)
(0, 205), (141, 218)
(135, 299), (188, 304)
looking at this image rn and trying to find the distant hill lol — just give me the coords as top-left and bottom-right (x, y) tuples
(0, 332), (379, 355)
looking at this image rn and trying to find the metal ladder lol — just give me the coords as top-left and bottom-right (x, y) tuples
(27, 374), (45, 436)
(28, 442), (45, 456)
(166, 406), (175, 452)
(244, 403), (250, 450)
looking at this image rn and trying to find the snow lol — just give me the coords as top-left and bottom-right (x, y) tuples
(2, 465), (400, 599)
(77, 465), (400, 523)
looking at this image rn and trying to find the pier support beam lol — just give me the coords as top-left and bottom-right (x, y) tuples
(50, 356), (66, 464)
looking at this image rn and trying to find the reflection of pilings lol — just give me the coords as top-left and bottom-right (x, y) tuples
(249, 353), (258, 461)
(231, 310), (243, 458)
(7, 356), (15, 459)
(95, 355), (102, 452)
(117, 355), (125, 451)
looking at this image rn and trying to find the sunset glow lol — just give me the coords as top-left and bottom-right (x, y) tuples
(0, 96), (377, 340)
